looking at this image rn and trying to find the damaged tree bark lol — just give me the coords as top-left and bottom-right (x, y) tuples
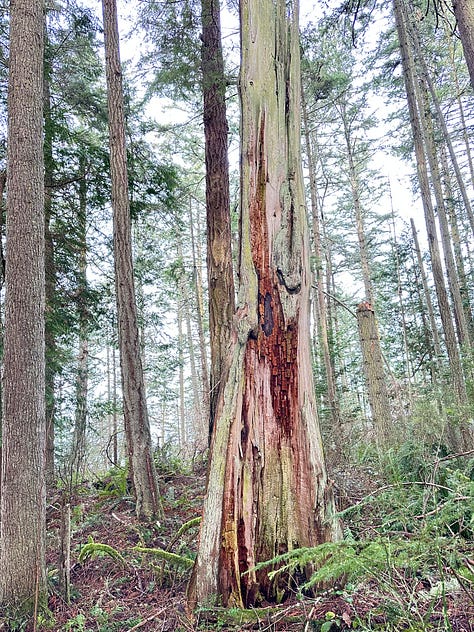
(188, 0), (340, 610)
(356, 302), (391, 445)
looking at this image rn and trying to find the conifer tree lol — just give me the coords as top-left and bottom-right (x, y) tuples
(0, 0), (46, 610)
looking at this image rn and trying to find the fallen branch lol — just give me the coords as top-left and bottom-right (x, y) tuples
(132, 546), (194, 569)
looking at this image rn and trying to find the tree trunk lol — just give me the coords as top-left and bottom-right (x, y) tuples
(356, 302), (391, 445)
(0, 0), (46, 611)
(394, 0), (467, 413)
(189, 199), (210, 442)
(102, 0), (162, 520)
(339, 101), (374, 304)
(410, 218), (442, 360)
(407, 14), (474, 238)
(69, 164), (89, 484)
(189, 0), (340, 610)
(178, 237), (205, 447)
(452, 0), (474, 91)
(44, 33), (56, 487)
(177, 292), (186, 447)
(416, 77), (470, 348)
(201, 0), (235, 439)
(302, 84), (341, 436)
(439, 145), (474, 343)
(389, 184), (412, 398)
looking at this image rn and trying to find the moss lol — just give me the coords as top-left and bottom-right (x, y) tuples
(132, 547), (194, 569)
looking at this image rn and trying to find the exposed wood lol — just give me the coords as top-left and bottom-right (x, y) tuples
(356, 302), (391, 445)
(189, 0), (340, 610)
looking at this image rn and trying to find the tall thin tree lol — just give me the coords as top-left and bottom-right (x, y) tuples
(201, 0), (235, 438)
(102, 0), (162, 520)
(452, 0), (474, 90)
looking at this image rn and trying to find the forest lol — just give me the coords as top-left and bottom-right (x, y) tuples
(0, 0), (473, 630)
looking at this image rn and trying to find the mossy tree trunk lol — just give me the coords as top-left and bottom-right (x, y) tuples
(188, 0), (340, 610)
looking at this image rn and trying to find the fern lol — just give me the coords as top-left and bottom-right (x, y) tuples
(250, 536), (440, 595)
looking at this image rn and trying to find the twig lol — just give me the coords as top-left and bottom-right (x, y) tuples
(338, 481), (458, 517)
(128, 607), (167, 631)
(448, 566), (474, 606)
(319, 287), (357, 317)
(304, 605), (316, 632)
(437, 449), (474, 462)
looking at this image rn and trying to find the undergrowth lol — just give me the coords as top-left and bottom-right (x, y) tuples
(254, 441), (474, 630)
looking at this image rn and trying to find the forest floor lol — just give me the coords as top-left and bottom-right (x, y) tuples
(4, 453), (474, 631)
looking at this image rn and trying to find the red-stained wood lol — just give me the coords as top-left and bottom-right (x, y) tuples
(188, 0), (340, 610)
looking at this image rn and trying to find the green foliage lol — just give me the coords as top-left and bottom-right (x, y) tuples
(78, 536), (127, 567)
(132, 546), (194, 569)
(64, 613), (87, 632)
(0, 603), (55, 631)
(252, 442), (472, 632)
(154, 442), (192, 476)
(95, 466), (130, 498)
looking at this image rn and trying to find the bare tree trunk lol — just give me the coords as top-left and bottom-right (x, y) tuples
(452, 0), (474, 91)
(356, 302), (391, 445)
(189, 0), (340, 610)
(69, 156), (89, 483)
(410, 218), (442, 360)
(450, 42), (474, 192)
(302, 84), (341, 436)
(394, 0), (467, 414)
(389, 182), (412, 398)
(339, 102), (374, 303)
(102, 0), (162, 520)
(178, 237), (205, 447)
(439, 145), (474, 343)
(417, 78), (470, 348)
(0, 0), (46, 610)
(406, 14), (474, 238)
(189, 200), (210, 441)
(112, 343), (118, 465)
(177, 294), (186, 448)
(44, 36), (56, 487)
(201, 0), (235, 438)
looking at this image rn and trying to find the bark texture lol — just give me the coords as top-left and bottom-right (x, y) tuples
(102, 0), (162, 520)
(0, 0), (46, 608)
(453, 0), (474, 91)
(356, 302), (391, 445)
(201, 0), (235, 439)
(302, 86), (341, 436)
(189, 0), (340, 609)
(394, 0), (467, 407)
